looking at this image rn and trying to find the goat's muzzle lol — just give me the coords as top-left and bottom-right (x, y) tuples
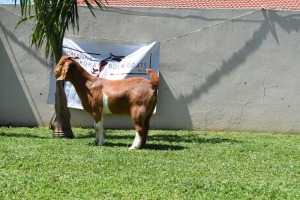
(53, 70), (59, 79)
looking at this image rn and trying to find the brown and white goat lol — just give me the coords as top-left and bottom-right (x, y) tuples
(54, 56), (159, 149)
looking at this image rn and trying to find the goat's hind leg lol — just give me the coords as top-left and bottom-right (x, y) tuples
(140, 116), (151, 148)
(129, 106), (148, 150)
(129, 124), (143, 150)
(140, 105), (156, 148)
(94, 120), (105, 146)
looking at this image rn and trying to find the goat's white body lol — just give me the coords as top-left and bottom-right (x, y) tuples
(94, 93), (111, 146)
(102, 92), (111, 114)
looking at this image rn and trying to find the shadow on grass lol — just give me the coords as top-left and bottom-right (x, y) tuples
(0, 132), (50, 139)
(146, 143), (185, 151)
(146, 133), (240, 150)
(149, 133), (240, 144)
(76, 131), (95, 139)
(1, 129), (240, 151)
(81, 131), (240, 151)
(87, 141), (185, 151)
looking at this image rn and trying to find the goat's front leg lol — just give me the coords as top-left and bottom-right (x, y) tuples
(94, 120), (105, 146)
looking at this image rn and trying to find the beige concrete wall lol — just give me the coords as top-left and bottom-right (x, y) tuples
(0, 5), (53, 127)
(1, 5), (300, 133)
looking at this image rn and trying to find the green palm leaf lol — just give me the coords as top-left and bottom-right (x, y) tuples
(15, 0), (106, 62)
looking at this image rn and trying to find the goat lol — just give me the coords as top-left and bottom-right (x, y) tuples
(54, 56), (159, 149)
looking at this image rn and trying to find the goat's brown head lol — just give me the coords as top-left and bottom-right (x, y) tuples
(54, 56), (77, 81)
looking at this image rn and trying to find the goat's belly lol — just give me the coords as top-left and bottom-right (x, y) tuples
(102, 92), (131, 115)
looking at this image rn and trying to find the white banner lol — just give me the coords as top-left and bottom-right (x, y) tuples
(48, 38), (160, 110)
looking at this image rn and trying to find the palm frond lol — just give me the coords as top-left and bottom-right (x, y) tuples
(15, 15), (35, 28)
(16, 0), (32, 16)
(83, 0), (106, 17)
(15, 0), (106, 62)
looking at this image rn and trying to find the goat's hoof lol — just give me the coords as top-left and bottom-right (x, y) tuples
(95, 140), (105, 146)
(129, 145), (141, 150)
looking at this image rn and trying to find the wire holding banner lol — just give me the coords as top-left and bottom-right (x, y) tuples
(0, 4), (263, 44)
(66, 8), (263, 44)
(160, 8), (263, 43)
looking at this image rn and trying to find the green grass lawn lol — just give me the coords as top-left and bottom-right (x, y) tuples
(1, 127), (300, 199)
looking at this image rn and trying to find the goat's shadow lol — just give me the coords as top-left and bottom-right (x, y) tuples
(79, 130), (240, 151)
(80, 131), (183, 150)
(0, 129), (240, 151)
(0, 132), (50, 139)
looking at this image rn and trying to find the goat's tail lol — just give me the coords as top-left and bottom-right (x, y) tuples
(147, 69), (159, 90)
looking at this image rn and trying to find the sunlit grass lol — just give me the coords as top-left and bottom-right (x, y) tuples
(1, 127), (300, 199)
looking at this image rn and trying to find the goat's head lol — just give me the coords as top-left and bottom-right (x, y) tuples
(54, 56), (77, 81)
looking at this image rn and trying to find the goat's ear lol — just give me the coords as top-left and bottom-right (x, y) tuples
(67, 56), (79, 60)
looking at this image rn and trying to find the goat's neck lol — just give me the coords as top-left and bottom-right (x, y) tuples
(67, 63), (93, 85)
(67, 63), (95, 108)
